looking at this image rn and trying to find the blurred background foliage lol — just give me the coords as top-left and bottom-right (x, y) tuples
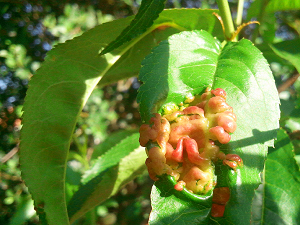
(0, 0), (299, 224)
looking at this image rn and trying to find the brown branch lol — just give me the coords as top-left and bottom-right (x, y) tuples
(277, 73), (300, 93)
(1, 144), (19, 163)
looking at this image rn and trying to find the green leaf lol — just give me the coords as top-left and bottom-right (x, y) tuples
(284, 107), (300, 132)
(150, 175), (212, 225)
(266, 0), (300, 12)
(91, 129), (138, 159)
(138, 30), (280, 224)
(65, 162), (82, 203)
(257, 44), (293, 67)
(247, 0), (300, 20)
(259, 13), (276, 43)
(19, 8), (224, 224)
(67, 133), (147, 223)
(251, 129), (300, 224)
(20, 16), (134, 225)
(138, 30), (222, 122)
(100, 0), (166, 55)
(99, 8), (223, 87)
(270, 39), (300, 73)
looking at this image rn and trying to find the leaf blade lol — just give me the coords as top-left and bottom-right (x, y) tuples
(247, 0), (300, 19)
(100, 0), (166, 55)
(68, 133), (147, 223)
(266, 0), (300, 12)
(138, 30), (221, 123)
(138, 30), (280, 224)
(252, 129), (300, 224)
(270, 39), (300, 73)
(20, 9), (223, 224)
(19, 16), (134, 225)
(150, 175), (212, 225)
(100, 8), (223, 87)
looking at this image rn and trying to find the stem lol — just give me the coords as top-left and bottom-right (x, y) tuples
(1, 144), (19, 163)
(236, 0), (244, 26)
(234, 0), (245, 40)
(216, 0), (236, 41)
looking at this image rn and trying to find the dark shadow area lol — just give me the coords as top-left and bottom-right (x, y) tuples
(230, 128), (278, 149)
(217, 128), (279, 171)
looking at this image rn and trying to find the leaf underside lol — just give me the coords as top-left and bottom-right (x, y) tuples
(137, 30), (280, 224)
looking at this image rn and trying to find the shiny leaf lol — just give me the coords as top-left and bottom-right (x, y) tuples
(138, 30), (280, 224)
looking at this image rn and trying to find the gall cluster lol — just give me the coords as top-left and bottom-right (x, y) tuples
(139, 88), (243, 214)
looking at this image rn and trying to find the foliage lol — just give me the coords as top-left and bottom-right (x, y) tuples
(1, 0), (300, 224)
(251, 129), (300, 225)
(138, 30), (279, 224)
(100, 0), (166, 55)
(68, 132), (146, 223)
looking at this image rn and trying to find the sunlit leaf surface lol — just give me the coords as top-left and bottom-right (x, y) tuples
(138, 30), (280, 224)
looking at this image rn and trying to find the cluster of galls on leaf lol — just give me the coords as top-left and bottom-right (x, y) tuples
(139, 88), (243, 216)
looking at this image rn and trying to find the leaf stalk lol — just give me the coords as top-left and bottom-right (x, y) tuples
(216, 0), (236, 41)
(236, 0), (244, 26)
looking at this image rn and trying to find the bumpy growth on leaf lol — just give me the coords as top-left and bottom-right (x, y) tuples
(140, 30), (280, 224)
(139, 88), (243, 195)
